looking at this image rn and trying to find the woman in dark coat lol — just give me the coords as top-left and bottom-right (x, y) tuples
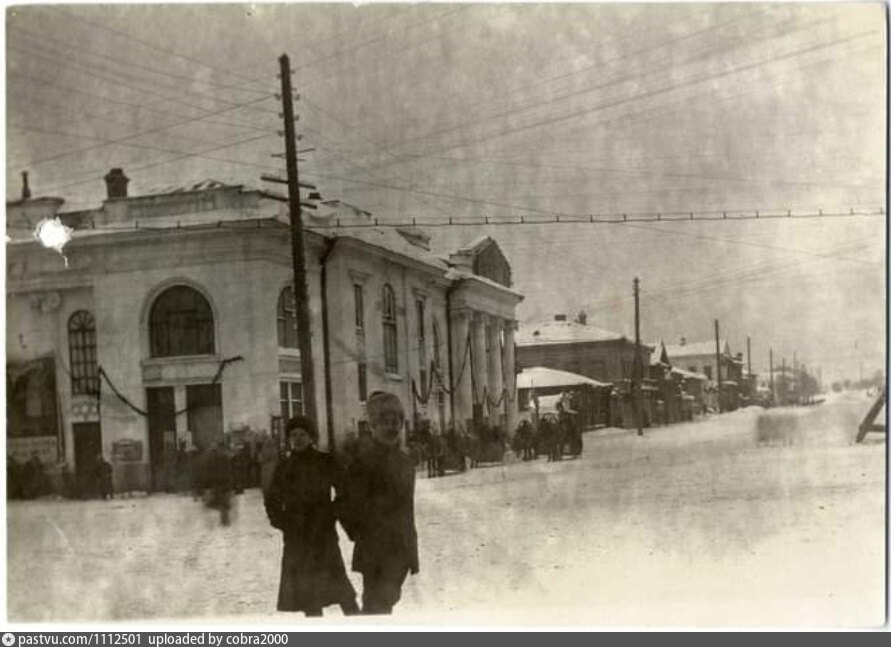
(264, 416), (359, 617)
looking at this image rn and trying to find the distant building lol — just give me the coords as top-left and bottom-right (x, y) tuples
(516, 314), (653, 383)
(6, 169), (522, 491)
(516, 314), (656, 428)
(663, 337), (744, 410)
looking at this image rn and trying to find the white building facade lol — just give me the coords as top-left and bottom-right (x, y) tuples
(5, 171), (523, 491)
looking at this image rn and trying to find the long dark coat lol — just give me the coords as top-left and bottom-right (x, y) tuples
(264, 447), (356, 612)
(339, 441), (419, 575)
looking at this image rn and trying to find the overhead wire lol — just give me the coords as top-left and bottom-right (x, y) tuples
(339, 28), (882, 178)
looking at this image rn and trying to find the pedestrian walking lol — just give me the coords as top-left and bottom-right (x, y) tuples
(339, 391), (418, 615)
(204, 441), (233, 526)
(264, 416), (359, 617)
(95, 453), (114, 500)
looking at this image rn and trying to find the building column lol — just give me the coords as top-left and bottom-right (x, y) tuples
(450, 308), (473, 431)
(470, 311), (488, 429)
(503, 320), (518, 435)
(487, 316), (503, 428)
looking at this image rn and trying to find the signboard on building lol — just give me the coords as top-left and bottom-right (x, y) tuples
(8, 436), (58, 463)
(112, 439), (143, 463)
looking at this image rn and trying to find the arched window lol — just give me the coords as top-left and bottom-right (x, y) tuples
(68, 310), (98, 395)
(382, 284), (398, 374)
(149, 286), (215, 358)
(277, 287), (298, 348)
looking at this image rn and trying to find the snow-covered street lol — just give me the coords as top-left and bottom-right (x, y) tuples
(7, 392), (885, 627)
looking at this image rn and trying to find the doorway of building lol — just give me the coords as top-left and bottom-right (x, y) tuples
(73, 422), (101, 496)
(146, 387), (175, 491)
(187, 383), (223, 451)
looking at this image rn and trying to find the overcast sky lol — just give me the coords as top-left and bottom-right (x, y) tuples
(5, 2), (886, 385)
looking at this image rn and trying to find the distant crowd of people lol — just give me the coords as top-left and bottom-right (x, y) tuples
(7, 452), (113, 500)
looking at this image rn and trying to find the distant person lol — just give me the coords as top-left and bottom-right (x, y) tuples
(23, 452), (46, 499)
(339, 391), (418, 615)
(7, 457), (22, 500)
(258, 433), (281, 493)
(264, 416), (359, 617)
(95, 453), (114, 500)
(205, 442), (233, 526)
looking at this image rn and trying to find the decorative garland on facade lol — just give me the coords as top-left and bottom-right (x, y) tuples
(98, 355), (244, 418)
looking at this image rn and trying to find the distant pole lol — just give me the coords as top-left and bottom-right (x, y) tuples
(633, 277), (643, 436)
(781, 357), (786, 405)
(279, 54), (317, 427)
(792, 350), (797, 401)
(769, 348), (775, 403)
(747, 335), (752, 402)
(714, 319), (723, 413)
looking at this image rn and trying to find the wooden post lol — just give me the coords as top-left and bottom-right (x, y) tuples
(279, 54), (317, 427)
(633, 277), (643, 436)
(714, 320), (723, 413)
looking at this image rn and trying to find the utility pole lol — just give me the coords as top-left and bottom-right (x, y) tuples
(769, 347), (775, 404)
(714, 319), (723, 413)
(279, 54), (317, 426)
(781, 357), (786, 405)
(747, 335), (752, 403)
(792, 350), (797, 402)
(633, 277), (643, 437)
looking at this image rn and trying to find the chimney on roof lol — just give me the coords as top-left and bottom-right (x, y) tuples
(104, 168), (129, 199)
(680, 336), (687, 346)
(554, 314), (567, 322)
(575, 311), (587, 325)
(21, 171), (31, 201)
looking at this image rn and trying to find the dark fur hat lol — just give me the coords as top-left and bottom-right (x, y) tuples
(285, 415), (318, 442)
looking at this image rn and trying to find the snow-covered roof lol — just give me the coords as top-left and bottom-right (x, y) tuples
(138, 179), (238, 197)
(516, 366), (611, 390)
(336, 227), (449, 272)
(517, 320), (648, 347)
(664, 339), (729, 359)
(670, 367), (708, 381)
(456, 234), (493, 254)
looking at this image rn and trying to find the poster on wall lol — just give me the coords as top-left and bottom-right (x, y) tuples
(111, 439), (143, 463)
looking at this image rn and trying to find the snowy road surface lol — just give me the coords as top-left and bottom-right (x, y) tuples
(7, 393), (885, 626)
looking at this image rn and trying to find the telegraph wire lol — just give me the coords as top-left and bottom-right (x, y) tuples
(386, 7), (820, 152)
(8, 124), (285, 181)
(342, 28), (881, 177)
(4, 70), (274, 152)
(40, 132), (277, 195)
(5, 77), (259, 153)
(7, 41), (277, 129)
(9, 23), (271, 97)
(328, 37), (880, 195)
(15, 93), (275, 170)
(45, 5), (273, 92)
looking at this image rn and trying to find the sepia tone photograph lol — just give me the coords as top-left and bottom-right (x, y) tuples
(3, 1), (887, 628)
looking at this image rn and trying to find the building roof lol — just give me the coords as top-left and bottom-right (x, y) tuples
(664, 339), (730, 359)
(670, 367), (708, 381)
(138, 179), (238, 197)
(336, 227), (450, 272)
(516, 366), (611, 390)
(516, 319), (650, 348)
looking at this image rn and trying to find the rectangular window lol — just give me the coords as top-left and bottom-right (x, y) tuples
(354, 284), (364, 331)
(358, 362), (368, 403)
(383, 324), (398, 374)
(416, 299), (425, 341)
(416, 299), (427, 398)
(279, 381), (303, 420)
(688, 366), (697, 374)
